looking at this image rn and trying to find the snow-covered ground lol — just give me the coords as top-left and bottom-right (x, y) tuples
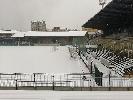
(0, 91), (133, 100)
(0, 46), (132, 87)
(0, 46), (88, 74)
(0, 46), (95, 87)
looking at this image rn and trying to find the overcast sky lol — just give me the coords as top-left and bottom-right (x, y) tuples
(0, 0), (112, 31)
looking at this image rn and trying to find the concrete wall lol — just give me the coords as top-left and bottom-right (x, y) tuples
(1, 86), (133, 91)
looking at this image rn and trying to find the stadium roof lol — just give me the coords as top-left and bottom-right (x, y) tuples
(12, 31), (87, 37)
(83, 0), (133, 31)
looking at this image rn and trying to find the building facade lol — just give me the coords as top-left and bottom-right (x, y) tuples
(21, 31), (86, 46)
(52, 27), (61, 32)
(31, 20), (47, 31)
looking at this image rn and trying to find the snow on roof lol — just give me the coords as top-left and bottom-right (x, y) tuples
(12, 31), (87, 37)
(31, 20), (45, 22)
(12, 32), (25, 37)
(0, 30), (18, 34)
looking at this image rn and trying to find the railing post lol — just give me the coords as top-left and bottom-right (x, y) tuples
(66, 74), (68, 86)
(15, 79), (18, 90)
(33, 73), (36, 82)
(52, 75), (55, 90)
(108, 66), (114, 91)
(33, 73), (37, 89)
(109, 73), (111, 86)
(109, 71), (111, 91)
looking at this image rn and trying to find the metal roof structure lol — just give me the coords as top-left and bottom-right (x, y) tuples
(83, 0), (133, 34)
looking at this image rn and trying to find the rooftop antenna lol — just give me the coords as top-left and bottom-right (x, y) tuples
(99, 0), (106, 9)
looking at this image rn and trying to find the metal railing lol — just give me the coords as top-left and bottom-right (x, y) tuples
(0, 73), (133, 89)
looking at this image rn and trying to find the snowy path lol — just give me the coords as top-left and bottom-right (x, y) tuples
(0, 91), (133, 100)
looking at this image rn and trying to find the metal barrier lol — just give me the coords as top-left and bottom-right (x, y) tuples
(0, 73), (133, 90)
